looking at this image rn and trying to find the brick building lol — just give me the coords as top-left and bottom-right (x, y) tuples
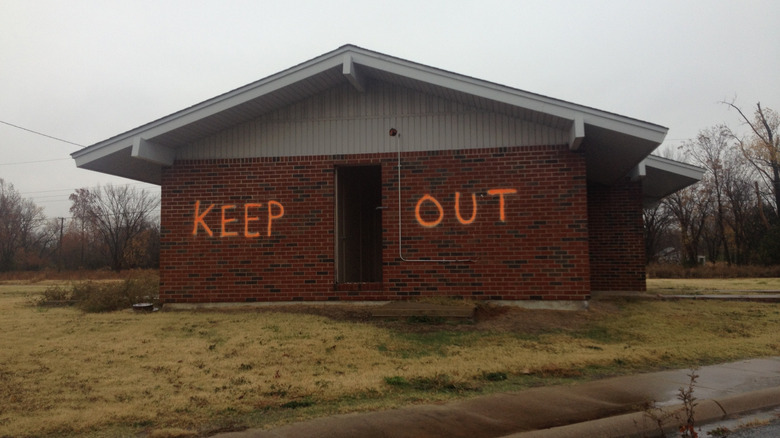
(72, 45), (702, 308)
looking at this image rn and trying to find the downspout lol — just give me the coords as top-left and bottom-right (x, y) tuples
(392, 129), (472, 263)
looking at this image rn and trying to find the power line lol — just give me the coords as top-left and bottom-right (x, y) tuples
(0, 157), (71, 166)
(0, 119), (85, 148)
(20, 182), (158, 196)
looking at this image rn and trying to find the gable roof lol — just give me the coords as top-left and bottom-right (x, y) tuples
(72, 44), (695, 198)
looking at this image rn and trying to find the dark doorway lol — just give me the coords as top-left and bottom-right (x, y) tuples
(336, 166), (382, 283)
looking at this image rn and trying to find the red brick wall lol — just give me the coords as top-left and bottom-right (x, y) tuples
(160, 145), (592, 303)
(587, 179), (646, 291)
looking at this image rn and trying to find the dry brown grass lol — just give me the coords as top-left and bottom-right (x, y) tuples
(647, 277), (780, 294)
(0, 269), (155, 284)
(1, 279), (779, 437)
(647, 263), (780, 279)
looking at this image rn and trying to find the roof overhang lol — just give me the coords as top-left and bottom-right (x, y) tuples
(632, 155), (705, 207)
(72, 44), (670, 187)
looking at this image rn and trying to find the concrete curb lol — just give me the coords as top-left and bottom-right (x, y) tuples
(502, 386), (780, 438)
(211, 359), (780, 438)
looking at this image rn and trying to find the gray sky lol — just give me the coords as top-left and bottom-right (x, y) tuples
(1, 0), (778, 219)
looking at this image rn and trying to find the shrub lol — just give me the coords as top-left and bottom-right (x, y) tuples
(31, 284), (75, 306)
(72, 281), (124, 312)
(68, 273), (159, 313)
(42, 284), (74, 302)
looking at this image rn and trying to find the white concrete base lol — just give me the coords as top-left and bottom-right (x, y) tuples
(489, 300), (589, 311)
(163, 299), (589, 311)
(164, 301), (392, 310)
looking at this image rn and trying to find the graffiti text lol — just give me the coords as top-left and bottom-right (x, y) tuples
(415, 188), (517, 228)
(192, 200), (285, 237)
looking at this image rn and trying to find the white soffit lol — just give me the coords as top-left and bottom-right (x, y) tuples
(641, 155), (705, 206)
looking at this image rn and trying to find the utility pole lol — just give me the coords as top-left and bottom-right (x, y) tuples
(58, 217), (64, 272)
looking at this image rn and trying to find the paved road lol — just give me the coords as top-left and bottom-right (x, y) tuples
(698, 408), (780, 438)
(727, 419), (780, 438)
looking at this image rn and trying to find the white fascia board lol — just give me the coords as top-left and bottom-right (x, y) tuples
(350, 51), (578, 121)
(73, 52), (346, 159)
(645, 155), (705, 180)
(72, 139), (130, 166)
(342, 54), (366, 92)
(349, 49), (668, 144)
(630, 160), (647, 181)
(73, 45), (669, 167)
(569, 114), (584, 150)
(131, 137), (175, 166)
(581, 113), (668, 145)
(138, 57), (344, 141)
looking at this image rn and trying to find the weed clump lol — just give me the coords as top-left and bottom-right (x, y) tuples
(641, 370), (700, 438)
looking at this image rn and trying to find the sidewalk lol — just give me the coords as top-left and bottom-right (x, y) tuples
(213, 357), (780, 438)
(593, 290), (780, 303)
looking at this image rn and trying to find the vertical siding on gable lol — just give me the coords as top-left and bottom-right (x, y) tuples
(178, 81), (569, 160)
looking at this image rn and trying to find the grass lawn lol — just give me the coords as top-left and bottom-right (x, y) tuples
(1, 279), (779, 437)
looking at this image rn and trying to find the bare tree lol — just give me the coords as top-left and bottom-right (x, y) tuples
(683, 125), (734, 263)
(724, 101), (780, 218)
(644, 203), (673, 263)
(721, 150), (759, 264)
(0, 179), (46, 271)
(663, 184), (710, 266)
(69, 184), (159, 271)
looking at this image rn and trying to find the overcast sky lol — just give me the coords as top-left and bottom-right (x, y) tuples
(1, 0), (778, 219)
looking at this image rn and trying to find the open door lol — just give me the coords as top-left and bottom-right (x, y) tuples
(336, 166), (382, 283)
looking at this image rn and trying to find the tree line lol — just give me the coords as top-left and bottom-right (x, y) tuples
(645, 102), (780, 266)
(0, 182), (159, 272)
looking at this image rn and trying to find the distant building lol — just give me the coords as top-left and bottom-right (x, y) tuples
(72, 45), (703, 308)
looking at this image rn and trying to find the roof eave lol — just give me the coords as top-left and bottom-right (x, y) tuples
(639, 155), (706, 207)
(71, 44), (670, 185)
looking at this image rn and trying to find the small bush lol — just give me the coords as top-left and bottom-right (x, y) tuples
(71, 281), (120, 312)
(33, 273), (160, 313)
(73, 274), (158, 312)
(31, 284), (76, 307)
(42, 284), (74, 302)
